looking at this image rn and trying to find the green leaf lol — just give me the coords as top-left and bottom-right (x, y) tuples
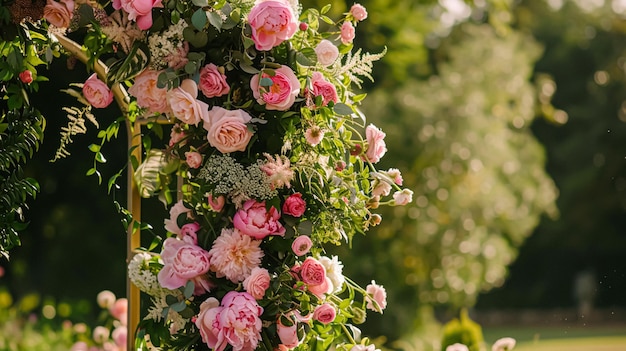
(296, 48), (317, 67)
(207, 11), (223, 31)
(260, 77), (274, 87)
(183, 281), (195, 299)
(88, 144), (100, 152)
(86, 167), (96, 176)
(320, 4), (331, 14)
(107, 41), (150, 85)
(333, 103), (353, 116)
(191, 8), (207, 30)
(192, 0), (208, 6)
(95, 152), (107, 163)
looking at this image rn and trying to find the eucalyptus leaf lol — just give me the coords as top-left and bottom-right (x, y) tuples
(207, 11), (223, 31)
(191, 8), (207, 30)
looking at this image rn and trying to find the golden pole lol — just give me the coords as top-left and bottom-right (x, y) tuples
(53, 34), (139, 350)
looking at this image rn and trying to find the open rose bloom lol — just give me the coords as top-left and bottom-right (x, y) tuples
(82, 0), (417, 349)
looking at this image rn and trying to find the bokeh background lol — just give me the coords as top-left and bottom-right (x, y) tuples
(1, 0), (626, 349)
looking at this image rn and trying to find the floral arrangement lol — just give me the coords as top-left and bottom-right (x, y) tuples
(12, 0), (414, 349)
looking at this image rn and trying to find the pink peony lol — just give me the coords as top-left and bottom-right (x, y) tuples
(83, 74), (113, 108)
(185, 151), (203, 169)
(167, 79), (209, 125)
(164, 200), (192, 235)
(291, 235), (312, 256)
(19, 70), (33, 84)
(350, 3), (368, 21)
(203, 106), (254, 153)
(282, 193), (306, 217)
(340, 21), (356, 45)
(365, 280), (387, 313)
(112, 0), (162, 30)
(129, 69), (170, 115)
(44, 0), (74, 28)
(247, 0), (298, 51)
(250, 66), (300, 111)
(310, 72), (338, 107)
(158, 237), (211, 292)
(314, 40), (339, 67)
(243, 267), (271, 300)
(364, 124), (387, 163)
(195, 292), (263, 351)
(109, 298), (128, 325)
(233, 199), (286, 240)
(313, 303), (336, 324)
(179, 222), (200, 244)
(208, 228), (264, 283)
(392, 189), (413, 206)
(199, 63), (230, 98)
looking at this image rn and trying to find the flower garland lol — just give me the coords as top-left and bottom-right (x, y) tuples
(29, 0), (414, 350)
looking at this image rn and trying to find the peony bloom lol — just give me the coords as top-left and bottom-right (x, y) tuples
(313, 303), (336, 324)
(304, 126), (325, 146)
(44, 0), (74, 28)
(208, 228), (263, 283)
(233, 199), (286, 240)
(446, 344), (470, 351)
(112, 0), (162, 30)
(19, 70), (33, 84)
(492, 337), (516, 351)
(243, 267), (271, 300)
(365, 280), (387, 313)
(199, 63), (230, 98)
(340, 21), (356, 45)
(83, 74), (113, 108)
(282, 193), (306, 217)
(291, 235), (312, 256)
(314, 40), (339, 67)
(203, 106), (254, 153)
(195, 292), (263, 351)
(158, 237), (211, 293)
(350, 3), (368, 21)
(248, 0), (298, 51)
(128, 69), (170, 115)
(167, 79), (209, 126)
(392, 189), (413, 206)
(164, 200), (192, 235)
(250, 66), (300, 111)
(185, 151), (203, 169)
(309, 72), (338, 107)
(364, 124), (387, 163)
(179, 222), (200, 244)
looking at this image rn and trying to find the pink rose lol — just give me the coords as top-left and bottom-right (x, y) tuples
(44, 0), (74, 28)
(371, 180), (391, 197)
(167, 79), (209, 125)
(199, 63), (230, 98)
(310, 72), (338, 107)
(365, 280), (387, 313)
(185, 151), (203, 169)
(111, 326), (127, 347)
(207, 194), (225, 212)
(307, 277), (331, 298)
(203, 106), (254, 153)
(340, 21), (356, 45)
(386, 168), (403, 185)
(179, 222), (200, 244)
(364, 124), (387, 163)
(112, 0), (162, 30)
(109, 298), (128, 325)
(392, 189), (413, 206)
(129, 69), (170, 115)
(19, 70), (33, 84)
(291, 236), (312, 256)
(157, 237), (211, 292)
(277, 314), (300, 348)
(282, 193), (306, 217)
(243, 267), (270, 300)
(164, 200), (192, 235)
(248, 0), (298, 51)
(195, 292), (263, 351)
(350, 3), (368, 21)
(313, 303), (336, 324)
(233, 199), (286, 240)
(314, 40), (339, 67)
(299, 257), (326, 286)
(82, 74), (113, 108)
(250, 66), (300, 111)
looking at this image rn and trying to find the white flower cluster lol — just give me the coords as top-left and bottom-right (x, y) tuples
(196, 155), (277, 203)
(147, 19), (188, 69)
(128, 252), (164, 296)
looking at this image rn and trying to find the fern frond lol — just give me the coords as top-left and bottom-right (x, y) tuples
(51, 106), (92, 162)
(332, 47), (387, 89)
